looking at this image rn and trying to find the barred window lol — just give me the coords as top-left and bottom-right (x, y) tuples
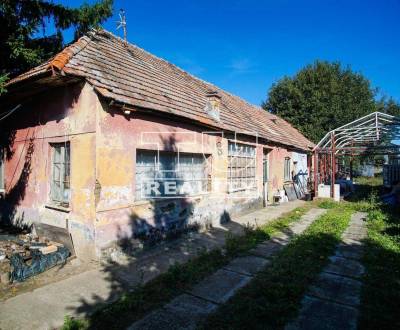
(284, 157), (291, 181)
(51, 143), (70, 206)
(228, 142), (256, 191)
(136, 150), (209, 199)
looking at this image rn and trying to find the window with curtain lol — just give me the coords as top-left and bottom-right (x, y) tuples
(136, 150), (209, 199)
(50, 143), (70, 206)
(228, 141), (256, 191)
(284, 157), (291, 181)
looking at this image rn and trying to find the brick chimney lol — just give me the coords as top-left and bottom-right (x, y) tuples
(205, 90), (221, 121)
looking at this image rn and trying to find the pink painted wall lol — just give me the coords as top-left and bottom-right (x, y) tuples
(94, 105), (296, 254)
(1, 82), (99, 260)
(1, 81), (307, 259)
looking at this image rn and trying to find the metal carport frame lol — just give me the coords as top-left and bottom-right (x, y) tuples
(313, 112), (400, 197)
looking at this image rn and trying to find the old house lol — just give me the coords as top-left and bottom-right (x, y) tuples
(0, 30), (313, 260)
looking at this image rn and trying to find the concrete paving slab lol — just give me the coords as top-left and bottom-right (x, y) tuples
(127, 308), (188, 330)
(128, 207), (325, 330)
(289, 223), (310, 235)
(342, 232), (367, 240)
(0, 200), (309, 330)
(286, 212), (367, 330)
(349, 214), (367, 226)
(285, 295), (359, 330)
(231, 200), (306, 229)
(271, 233), (292, 246)
(274, 231), (293, 240)
(308, 272), (362, 307)
(342, 237), (364, 246)
(301, 208), (328, 221)
(188, 269), (251, 304)
(346, 224), (367, 233)
(335, 243), (364, 260)
(223, 255), (270, 276)
(249, 240), (283, 258)
(287, 208), (327, 235)
(324, 256), (365, 279)
(128, 294), (217, 330)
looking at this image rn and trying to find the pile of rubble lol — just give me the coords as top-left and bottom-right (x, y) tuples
(0, 232), (70, 284)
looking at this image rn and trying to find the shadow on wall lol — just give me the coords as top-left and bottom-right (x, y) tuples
(0, 131), (35, 230)
(0, 85), (82, 231)
(66, 132), (243, 326)
(112, 132), (199, 256)
(117, 199), (198, 255)
(67, 201), (243, 328)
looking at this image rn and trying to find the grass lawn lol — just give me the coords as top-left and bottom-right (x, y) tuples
(201, 206), (352, 329)
(62, 205), (313, 330)
(359, 206), (400, 330)
(63, 176), (400, 330)
(354, 181), (400, 330)
(331, 175), (400, 329)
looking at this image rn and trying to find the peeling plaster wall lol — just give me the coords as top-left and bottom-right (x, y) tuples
(1, 83), (307, 260)
(94, 106), (264, 255)
(266, 147), (292, 201)
(1, 82), (98, 260)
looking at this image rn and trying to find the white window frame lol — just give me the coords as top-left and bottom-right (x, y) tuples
(50, 142), (70, 207)
(228, 141), (257, 192)
(284, 157), (292, 182)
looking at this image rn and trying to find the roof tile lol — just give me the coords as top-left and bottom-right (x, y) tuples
(7, 29), (314, 151)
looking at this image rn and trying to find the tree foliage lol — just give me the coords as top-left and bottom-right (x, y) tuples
(0, 0), (113, 92)
(376, 96), (400, 117)
(263, 61), (377, 143)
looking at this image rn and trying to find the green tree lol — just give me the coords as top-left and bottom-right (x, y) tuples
(0, 0), (113, 93)
(376, 96), (400, 117)
(262, 61), (376, 143)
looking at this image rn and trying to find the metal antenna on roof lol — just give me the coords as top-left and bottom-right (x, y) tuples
(116, 9), (127, 42)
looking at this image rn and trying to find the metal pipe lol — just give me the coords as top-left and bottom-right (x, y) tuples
(331, 132), (336, 198)
(313, 150), (318, 197)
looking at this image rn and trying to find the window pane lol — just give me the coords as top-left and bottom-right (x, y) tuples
(51, 143), (70, 205)
(53, 163), (61, 181)
(284, 158), (291, 181)
(54, 146), (61, 163)
(136, 150), (207, 199)
(227, 141), (256, 191)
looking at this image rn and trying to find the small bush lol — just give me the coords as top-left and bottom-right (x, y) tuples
(61, 316), (88, 330)
(317, 199), (338, 209)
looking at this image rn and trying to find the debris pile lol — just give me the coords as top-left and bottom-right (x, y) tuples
(0, 232), (70, 284)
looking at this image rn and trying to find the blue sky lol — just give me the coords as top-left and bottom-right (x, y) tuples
(57, 0), (400, 106)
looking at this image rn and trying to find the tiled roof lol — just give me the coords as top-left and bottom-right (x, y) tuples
(7, 29), (314, 151)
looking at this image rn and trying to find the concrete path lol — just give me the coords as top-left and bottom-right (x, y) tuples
(128, 208), (327, 330)
(0, 200), (305, 330)
(285, 212), (367, 330)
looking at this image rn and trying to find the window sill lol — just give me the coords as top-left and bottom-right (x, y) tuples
(45, 204), (71, 213)
(133, 192), (211, 205)
(228, 187), (257, 194)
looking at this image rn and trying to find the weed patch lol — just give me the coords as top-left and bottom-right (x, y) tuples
(64, 206), (312, 330)
(358, 202), (400, 330)
(201, 208), (352, 329)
